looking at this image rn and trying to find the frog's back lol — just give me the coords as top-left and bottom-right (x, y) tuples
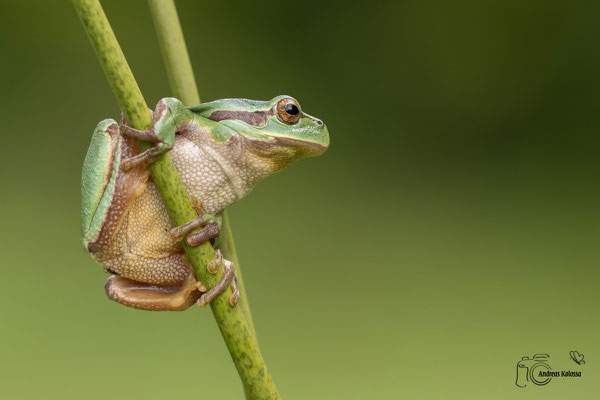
(81, 119), (121, 248)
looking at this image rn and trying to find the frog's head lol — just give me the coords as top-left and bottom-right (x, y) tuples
(192, 95), (329, 169)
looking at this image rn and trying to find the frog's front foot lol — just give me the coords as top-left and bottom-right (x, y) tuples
(197, 250), (240, 308)
(118, 99), (182, 171)
(119, 123), (166, 171)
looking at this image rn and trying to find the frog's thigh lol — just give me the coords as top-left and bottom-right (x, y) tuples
(102, 245), (189, 286)
(105, 272), (200, 311)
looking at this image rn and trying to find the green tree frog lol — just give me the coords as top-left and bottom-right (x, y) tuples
(80, 96), (329, 311)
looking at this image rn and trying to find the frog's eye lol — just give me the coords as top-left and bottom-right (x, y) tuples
(276, 98), (301, 124)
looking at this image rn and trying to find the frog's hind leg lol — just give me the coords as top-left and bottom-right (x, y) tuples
(105, 271), (202, 311)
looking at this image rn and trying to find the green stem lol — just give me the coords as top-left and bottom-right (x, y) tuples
(72, 1), (279, 399)
(147, 0), (200, 105)
(147, 0), (257, 341)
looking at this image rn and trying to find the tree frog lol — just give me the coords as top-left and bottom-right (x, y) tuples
(81, 96), (329, 311)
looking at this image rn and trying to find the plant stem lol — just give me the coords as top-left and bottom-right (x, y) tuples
(73, 1), (279, 398)
(147, 0), (200, 105)
(147, 0), (257, 341)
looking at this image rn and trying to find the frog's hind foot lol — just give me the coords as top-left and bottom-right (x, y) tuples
(197, 250), (240, 308)
(105, 273), (201, 311)
(169, 214), (220, 246)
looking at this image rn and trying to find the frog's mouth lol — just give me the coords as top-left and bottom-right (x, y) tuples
(247, 136), (328, 159)
(274, 136), (328, 156)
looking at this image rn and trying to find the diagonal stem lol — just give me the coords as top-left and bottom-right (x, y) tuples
(147, 0), (257, 341)
(72, 1), (279, 398)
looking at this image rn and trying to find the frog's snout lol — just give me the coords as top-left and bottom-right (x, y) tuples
(295, 121), (328, 157)
(321, 123), (330, 150)
(307, 122), (329, 156)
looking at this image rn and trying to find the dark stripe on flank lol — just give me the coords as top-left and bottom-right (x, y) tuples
(207, 110), (267, 127)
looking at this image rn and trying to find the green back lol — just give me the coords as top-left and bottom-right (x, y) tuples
(81, 119), (120, 246)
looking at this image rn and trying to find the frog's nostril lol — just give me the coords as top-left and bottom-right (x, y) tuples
(316, 119), (323, 126)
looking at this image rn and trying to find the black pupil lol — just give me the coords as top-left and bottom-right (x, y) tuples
(283, 103), (299, 115)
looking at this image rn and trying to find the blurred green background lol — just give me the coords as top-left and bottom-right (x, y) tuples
(1, 0), (599, 398)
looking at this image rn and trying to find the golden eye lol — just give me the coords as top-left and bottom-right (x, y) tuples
(276, 98), (301, 124)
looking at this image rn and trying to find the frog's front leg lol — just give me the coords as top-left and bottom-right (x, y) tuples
(119, 98), (193, 171)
